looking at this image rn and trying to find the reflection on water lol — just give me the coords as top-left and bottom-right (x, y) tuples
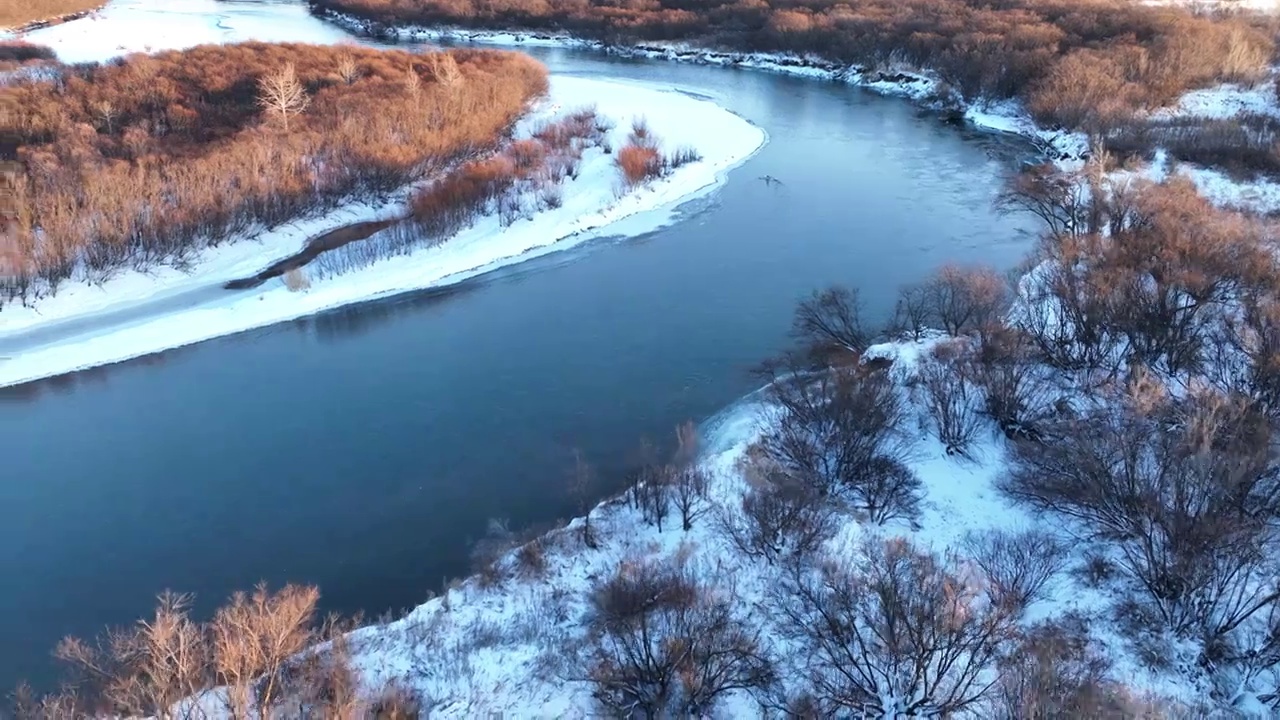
(0, 40), (1039, 691)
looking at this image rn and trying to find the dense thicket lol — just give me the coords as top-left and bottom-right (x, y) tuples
(2, 43), (547, 307)
(0, 41), (56, 64)
(313, 0), (1274, 131)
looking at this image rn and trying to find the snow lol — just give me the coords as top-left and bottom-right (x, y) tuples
(159, 338), (1235, 717)
(20, 0), (352, 63)
(0, 74), (765, 388)
(1153, 82), (1280, 122)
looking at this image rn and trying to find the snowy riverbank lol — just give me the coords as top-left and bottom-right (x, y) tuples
(0, 73), (765, 388)
(315, 10), (1280, 215)
(169, 336), (1268, 718)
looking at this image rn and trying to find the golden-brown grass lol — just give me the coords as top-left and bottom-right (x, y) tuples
(0, 0), (104, 30)
(4, 43), (548, 306)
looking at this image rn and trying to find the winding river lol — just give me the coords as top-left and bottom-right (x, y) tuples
(0, 12), (1040, 690)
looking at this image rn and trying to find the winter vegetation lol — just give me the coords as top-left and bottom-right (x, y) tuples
(8, 1), (1280, 717)
(0, 69), (758, 389)
(316, 0), (1277, 134)
(0, 0), (103, 31)
(10, 152), (1280, 717)
(2, 42), (548, 309)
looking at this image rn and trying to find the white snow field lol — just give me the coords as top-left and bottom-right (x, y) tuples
(17, 0), (353, 60)
(0, 74), (766, 388)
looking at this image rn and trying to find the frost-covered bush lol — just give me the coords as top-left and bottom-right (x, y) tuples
(772, 538), (1018, 716)
(918, 351), (985, 458)
(715, 455), (835, 564)
(586, 558), (776, 716)
(760, 365), (922, 523)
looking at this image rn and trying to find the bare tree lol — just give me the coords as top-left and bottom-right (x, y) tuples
(212, 583), (320, 720)
(635, 460), (672, 532)
(890, 283), (931, 341)
(999, 392), (1280, 651)
(760, 364), (920, 522)
(789, 286), (870, 365)
(586, 558), (776, 717)
(671, 466), (709, 532)
(773, 538), (1018, 716)
(335, 53), (359, 85)
(669, 422), (709, 531)
(569, 449), (598, 549)
(425, 52), (462, 91)
(715, 454), (835, 564)
(918, 353), (985, 457)
(963, 528), (1067, 614)
(257, 63), (310, 132)
(54, 590), (208, 720)
(996, 162), (1093, 239)
(987, 615), (1127, 720)
(92, 100), (118, 134)
(923, 264), (1010, 339)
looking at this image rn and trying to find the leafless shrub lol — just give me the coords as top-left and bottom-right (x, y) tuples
(999, 392), (1280, 651)
(285, 624), (362, 719)
(212, 583), (321, 720)
(363, 676), (422, 717)
(515, 537), (549, 579)
(789, 286), (869, 365)
(586, 558), (775, 717)
(667, 146), (702, 169)
(890, 283), (931, 341)
(923, 264), (1010, 339)
(425, 51), (462, 90)
(366, 680), (421, 719)
(617, 143), (663, 187)
(918, 354), (985, 457)
(568, 449), (598, 549)
(469, 518), (515, 589)
(760, 365), (920, 523)
(971, 342), (1054, 443)
(1074, 550), (1119, 590)
(715, 454), (836, 564)
(633, 454), (673, 532)
(988, 614), (1127, 720)
(7, 684), (79, 720)
(54, 590), (208, 719)
(257, 62), (311, 132)
(335, 52), (360, 84)
(963, 528), (1067, 614)
(773, 538), (1018, 716)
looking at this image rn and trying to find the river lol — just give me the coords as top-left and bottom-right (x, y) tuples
(0, 17), (1039, 690)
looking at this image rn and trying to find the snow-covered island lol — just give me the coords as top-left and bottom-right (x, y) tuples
(0, 5), (765, 388)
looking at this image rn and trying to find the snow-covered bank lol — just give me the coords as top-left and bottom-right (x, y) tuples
(16, 0), (352, 59)
(205, 336), (1255, 717)
(318, 11), (1280, 216)
(0, 75), (765, 388)
(315, 10), (1089, 165)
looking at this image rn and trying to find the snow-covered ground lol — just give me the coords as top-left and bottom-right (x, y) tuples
(0, 73), (765, 388)
(158, 338), (1243, 717)
(15, 0), (352, 60)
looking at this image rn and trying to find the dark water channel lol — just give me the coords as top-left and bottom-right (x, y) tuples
(0, 34), (1040, 689)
